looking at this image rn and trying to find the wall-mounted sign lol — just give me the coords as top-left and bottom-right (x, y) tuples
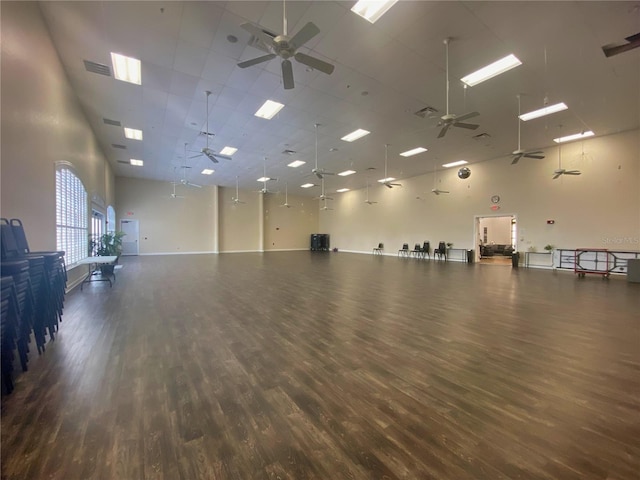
(127, 211), (134, 216)
(490, 205), (500, 211)
(547, 220), (555, 224)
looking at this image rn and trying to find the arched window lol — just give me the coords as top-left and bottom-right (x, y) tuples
(107, 205), (116, 234)
(55, 164), (88, 266)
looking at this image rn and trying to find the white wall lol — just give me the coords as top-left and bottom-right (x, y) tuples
(321, 130), (640, 255)
(1, 2), (116, 287)
(115, 177), (217, 254)
(264, 192), (319, 251)
(479, 216), (512, 245)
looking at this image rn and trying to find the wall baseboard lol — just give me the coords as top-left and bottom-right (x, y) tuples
(139, 251), (217, 256)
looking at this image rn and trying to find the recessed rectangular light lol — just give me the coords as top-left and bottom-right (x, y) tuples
(124, 127), (143, 140)
(400, 147), (427, 157)
(553, 131), (595, 143)
(442, 160), (468, 168)
(288, 160), (306, 168)
(341, 128), (370, 142)
(301, 183), (315, 188)
(519, 102), (568, 121)
(336, 188), (350, 193)
(338, 170), (356, 176)
(257, 177), (271, 182)
(351, 0), (398, 24)
(378, 177), (395, 183)
(130, 159), (144, 166)
(110, 52), (141, 85)
(254, 100), (284, 119)
(461, 54), (522, 87)
(201, 169), (215, 175)
(220, 146), (237, 156)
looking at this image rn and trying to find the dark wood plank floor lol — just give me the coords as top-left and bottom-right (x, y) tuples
(2, 252), (639, 480)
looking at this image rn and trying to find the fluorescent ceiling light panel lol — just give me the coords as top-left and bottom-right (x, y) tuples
(123, 127), (143, 140)
(442, 160), (468, 168)
(338, 170), (356, 176)
(351, 0), (398, 24)
(461, 54), (522, 87)
(400, 147), (427, 157)
(336, 188), (350, 193)
(110, 52), (141, 85)
(254, 100), (284, 119)
(553, 130), (595, 143)
(301, 183), (315, 188)
(201, 169), (215, 175)
(257, 177), (271, 182)
(519, 102), (568, 121)
(378, 177), (395, 183)
(341, 128), (370, 142)
(219, 146), (237, 156)
(288, 160), (306, 168)
(129, 159), (143, 166)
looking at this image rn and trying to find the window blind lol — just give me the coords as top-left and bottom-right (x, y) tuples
(56, 167), (88, 266)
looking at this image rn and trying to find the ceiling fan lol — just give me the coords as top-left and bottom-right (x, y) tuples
(437, 38), (480, 139)
(311, 123), (334, 179)
(178, 143), (201, 188)
(431, 164), (449, 195)
(237, 0), (335, 90)
(280, 183), (293, 208)
(189, 91), (232, 164)
(231, 176), (245, 205)
(511, 95), (545, 164)
(364, 177), (377, 205)
(168, 169), (185, 199)
(380, 144), (401, 189)
(258, 157), (278, 194)
(553, 129), (581, 179)
(314, 176), (333, 201)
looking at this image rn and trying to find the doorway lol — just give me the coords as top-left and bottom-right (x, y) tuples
(474, 215), (516, 265)
(120, 219), (139, 256)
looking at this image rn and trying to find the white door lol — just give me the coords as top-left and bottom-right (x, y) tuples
(120, 219), (139, 256)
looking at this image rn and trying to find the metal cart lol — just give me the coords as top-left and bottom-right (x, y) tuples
(574, 248), (610, 278)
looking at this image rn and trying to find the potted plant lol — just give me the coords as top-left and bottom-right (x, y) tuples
(90, 231), (125, 275)
(544, 244), (555, 252)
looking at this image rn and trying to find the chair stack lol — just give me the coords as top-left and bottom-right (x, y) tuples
(1, 218), (67, 395)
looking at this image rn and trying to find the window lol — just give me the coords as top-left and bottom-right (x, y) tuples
(92, 210), (105, 246)
(56, 165), (88, 266)
(106, 205), (116, 234)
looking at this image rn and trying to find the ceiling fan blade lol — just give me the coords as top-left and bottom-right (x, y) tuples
(565, 170), (581, 175)
(282, 59), (295, 89)
(290, 22), (320, 49)
(384, 183), (393, 189)
(212, 153), (232, 161)
(240, 23), (276, 48)
(602, 32), (640, 57)
(188, 154), (202, 159)
(453, 122), (479, 130)
(437, 124), (450, 138)
(238, 53), (276, 68)
(511, 154), (523, 165)
(524, 152), (545, 159)
(294, 52), (335, 75)
(454, 111), (479, 122)
(552, 172), (562, 179)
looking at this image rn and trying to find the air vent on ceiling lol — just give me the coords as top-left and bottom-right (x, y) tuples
(111, 144), (127, 149)
(199, 131), (214, 137)
(282, 149), (296, 155)
(103, 118), (121, 127)
(473, 133), (491, 140)
(117, 160), (129, 164)
(247, 28), (276, 50)
(414, 106), (438, 118)
(84, 60), (112, 77)
(366, 167), (376, 171)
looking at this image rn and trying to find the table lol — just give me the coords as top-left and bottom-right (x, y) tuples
(78, 256), (117, 290)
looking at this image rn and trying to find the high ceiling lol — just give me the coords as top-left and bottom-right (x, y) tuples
(38, 1), (639, 195)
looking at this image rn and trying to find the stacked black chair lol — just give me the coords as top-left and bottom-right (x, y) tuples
(1, 218), (69, 392)
(1, 260), (34, 371)
(1, 276), (19, 394)
(421, 241), (431, 259)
